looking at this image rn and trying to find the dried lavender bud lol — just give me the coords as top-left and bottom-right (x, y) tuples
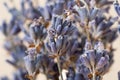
(1, 20), (22, 36)
(89, 16), (118, 41)
(118, 71), (120, 80)
(106, 17), (118, 27)
(50, 42), (57, 53)
(56, 25), (62, 36)
(1, 21), (8, 36)
(23, 36), (34, 44)
(23, 1), (42, 19)
(56, 35), (63, 50)
(45, 42), (52, 53)
(26, 47), (37, 56)
(77, 40), (110, 79)
(118, 24), (120, 33)
(12, 69), (30, 80)
(53, 0), (65, 15)
(95, 16), (105, 25)
(61, 26), (69, 35)
(80, 54), (91, 69)
(90, 7), (99, 20)
(23, 47), (38, 76)
(46, 35), (69, 57)
(84, 40), (92, 51)
(6, 59), (18, 68)
(46, 2), (54, 18)
(49, 16), (77, 37)
(102, 28), (118, 42)
(94, 41), (104, 53)
(113, 0), (120, 16)
(55, 17), (63, 30)
(97, 21), (107, 31)
(29, 19), (47, 43)
(96, 16), (118, 31)
(43, 6), (51, 20)
(61, 38), (81, 69)
(74, 73), (85, 80)
(59, 36), (70, 55)
(85, 50), (95, 68)
(71, 40), (79, 53)
(10, 23), (21, 35)
(66, 0), (75, 10)
(35, 54), (50, 76)
(96, 57), (108, 70)
(48, 28), (56, 38)
(66, 67), (75, 80)
(24, 55), (35, 76)
(74, 5), (88, 24)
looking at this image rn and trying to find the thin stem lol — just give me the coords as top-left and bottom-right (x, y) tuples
(85, 21), (91, 41)
(56, 56), (64, 80)
(92, 67), (96, 80)
(92, 72), (96, 80)
(44, 67), (49, 80)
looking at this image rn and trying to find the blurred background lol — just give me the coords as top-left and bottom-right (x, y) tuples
(0, 0), (120, 80)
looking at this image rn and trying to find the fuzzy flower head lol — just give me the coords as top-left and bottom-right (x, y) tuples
(76, 41), (110, 80)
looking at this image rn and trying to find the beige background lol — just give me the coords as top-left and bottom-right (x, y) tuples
(0, 0), (120, 80)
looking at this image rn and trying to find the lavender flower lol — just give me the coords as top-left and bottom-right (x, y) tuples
(0, 0), (120, 80)
(48, 16), (77, 38)
(76, 41), (110, 80)
(113, 0), (120, 16)
(118, 71), (120, 80)
(29, 18), (47, 44)
(73, 0), (118, 43)
(1, 77), (9, 80)
(45, 35), (69, 57)
(24, 47), (36, 76)
(52, 0), (65, 15)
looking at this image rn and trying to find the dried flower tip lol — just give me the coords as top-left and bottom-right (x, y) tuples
(52, 0), (64, 15)
(113, 0), (120, 16)
(49, 16), (77, 37)
(24, 55), (35, 75)
(109, 16), (118, 23)
(89, 7), (99, 20)
(118, 71), (120, 80)
(80, 54), (91, 69)
(118, 24), (120, 33)
(29, 18), (47, 43)
(26, 47), (37, 56)
(96, 57), (108, 70)
(85, 50), (95, 68)
(94, 41), (104, 53)
(76, 5), (88, 23)
(84, 40), (92, 51)
(50, 42), (57, 53)
(56, 35), (63, 50)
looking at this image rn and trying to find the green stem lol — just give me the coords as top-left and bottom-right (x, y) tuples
(56, 56), (64, 80)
